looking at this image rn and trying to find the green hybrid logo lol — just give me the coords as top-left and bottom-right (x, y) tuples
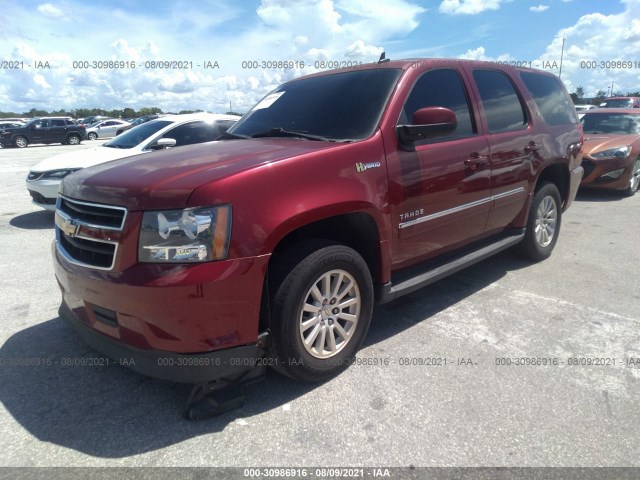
(355, 162), (381, 173)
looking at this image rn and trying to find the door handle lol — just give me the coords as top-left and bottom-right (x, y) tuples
(464, 154), (488, 167)
(524, 142), (540, 153)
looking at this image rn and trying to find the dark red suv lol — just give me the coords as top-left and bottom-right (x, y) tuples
(53, 59), (583, 385)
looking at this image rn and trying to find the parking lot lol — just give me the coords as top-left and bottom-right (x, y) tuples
(0, 143), (639, 469)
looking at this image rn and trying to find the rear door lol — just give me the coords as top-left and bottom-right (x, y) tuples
(466, 68), (536, 233)
(48, 119), (68, 143)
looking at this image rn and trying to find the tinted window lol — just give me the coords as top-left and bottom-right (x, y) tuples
(162, 121), (215, 146)
(473, 70), (527, 133)
(601, 98), (639, 108)
(520, 72), (577, 125)
(400, 69), (475, 140)
(230, 68), (402, 141)
(50, 119), (66, 126)
(65, 120), (75, 126)
(103, 120), (172, 149)
(216, 120), (237, 136)
(581, 113), (640, 134)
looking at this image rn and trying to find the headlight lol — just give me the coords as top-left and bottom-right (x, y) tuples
(42, 169), (80, 179)
(138, 205), (231, 263)
(591, 146), (631, 160)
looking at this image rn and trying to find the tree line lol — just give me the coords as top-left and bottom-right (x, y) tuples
(571, 87), (640, 105)
(0, 107), (243, 119)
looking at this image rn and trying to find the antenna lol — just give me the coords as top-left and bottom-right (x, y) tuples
(378, 52), (390, 64)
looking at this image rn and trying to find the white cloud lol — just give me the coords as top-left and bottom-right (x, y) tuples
(344, 40), (383, 58)
(37, 3), (67, 20)
(529, 5), (549, 12)
(439, 0), (502, 15)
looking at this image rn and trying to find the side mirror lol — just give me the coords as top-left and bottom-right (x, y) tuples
(151, 138), (177, 150)
(396, 107), (457, 147)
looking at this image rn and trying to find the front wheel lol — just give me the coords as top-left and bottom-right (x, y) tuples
(622, 158), (640, 197)
(269, 243), (374, 382)
(14, 136), (28, 148)
(514, 181), (562, 261)
(87, 132), (97, 140)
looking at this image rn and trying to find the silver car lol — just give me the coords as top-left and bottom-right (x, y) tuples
(86, 119), (130, 140)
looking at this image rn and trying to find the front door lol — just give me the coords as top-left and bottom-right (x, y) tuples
(388, 68), (491, 268)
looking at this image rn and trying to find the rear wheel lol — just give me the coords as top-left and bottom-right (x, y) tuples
(514, 181), (562, 261)
(14, 136), (28, 148)
(67, 134), (81, 145)
(269, 242), (373, 382)
(622, 158), (640, 197)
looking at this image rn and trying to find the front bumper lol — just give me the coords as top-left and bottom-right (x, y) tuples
(580, 156), (634, 190)
(53, 241), (270, 383)
(59, 302), (263, 383)
(26, 178), (60, 210)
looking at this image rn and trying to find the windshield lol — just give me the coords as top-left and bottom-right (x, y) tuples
(103, 120), (172, 148)
(601, 99), (633, 108)
(228, 68), (402, 141)
(581, 113), (640, 134)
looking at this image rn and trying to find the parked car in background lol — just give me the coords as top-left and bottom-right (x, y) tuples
(0, 121), (24, 131)
(26, 113), (240, 210)
(0, 117), (86, 148)
(77, 115), (109, 126)
(115, 114), (165, 135)
(575, 104), (598, 112)
(580, 108), (640, 196)
(599, 97), (640, 109)
(86, 119), (130, 140)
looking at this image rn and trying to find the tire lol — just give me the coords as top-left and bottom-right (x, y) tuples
(514, 181), (562, 261)
(622, 158), (640, 197)
(87, 132), (97, 140)
(269, 242), (374, 382)
(14, 136), (28, 148)
(67, 134), (81, 145)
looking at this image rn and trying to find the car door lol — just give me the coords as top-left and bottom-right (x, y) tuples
(388, 68), (491, 266)
(48, 119), (67, 143)
(30, 119), (48, 143)
(101, 121), (121, 137)
(465, 68), (537, 233)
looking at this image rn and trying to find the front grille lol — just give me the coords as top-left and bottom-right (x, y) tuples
(59, 234), (116, 269)
(58, 196), (126, 230)
(55, 196), (127, 270)
(29, 190), (56, 205)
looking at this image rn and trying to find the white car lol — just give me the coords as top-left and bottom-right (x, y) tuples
(26, 113), (240, 210)
(85, 119), (130, 140)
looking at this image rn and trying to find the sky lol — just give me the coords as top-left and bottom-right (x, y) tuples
(1, 0), (639, 114)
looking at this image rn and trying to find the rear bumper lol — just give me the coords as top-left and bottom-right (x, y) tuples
(59, 302), (262, 383)
(565, 165), (584, 210)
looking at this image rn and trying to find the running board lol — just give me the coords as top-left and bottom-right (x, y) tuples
(378, 230), (525, 304)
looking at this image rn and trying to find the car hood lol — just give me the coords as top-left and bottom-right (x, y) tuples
(30, 146), (142, 172)
(61, 139), (344, 210)
(582, 134), (639, 156)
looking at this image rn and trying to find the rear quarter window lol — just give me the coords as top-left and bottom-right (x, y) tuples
(520, 72), (578, 125)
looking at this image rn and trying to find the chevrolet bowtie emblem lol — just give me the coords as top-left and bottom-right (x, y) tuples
(55, 212), (79, 237)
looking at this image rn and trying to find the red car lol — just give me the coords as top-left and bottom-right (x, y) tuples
(53, 59), (583, 388)
(580, 109), (640, 196)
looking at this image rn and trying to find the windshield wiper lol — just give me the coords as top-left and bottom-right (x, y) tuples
(218, 131), (250, 140)
(250, 128), (332, 142)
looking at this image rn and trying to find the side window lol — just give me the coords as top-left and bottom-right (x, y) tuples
(473, 70), (527, 133)
(162, 121), (215, 146)
(51, 119), (66, 127)
(216, 120), (236, 136)
(400, 69), (476, 140)
(65, 120), (75, 126)
(40, 120), (50, 128)
(520, 72), (577, 125)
